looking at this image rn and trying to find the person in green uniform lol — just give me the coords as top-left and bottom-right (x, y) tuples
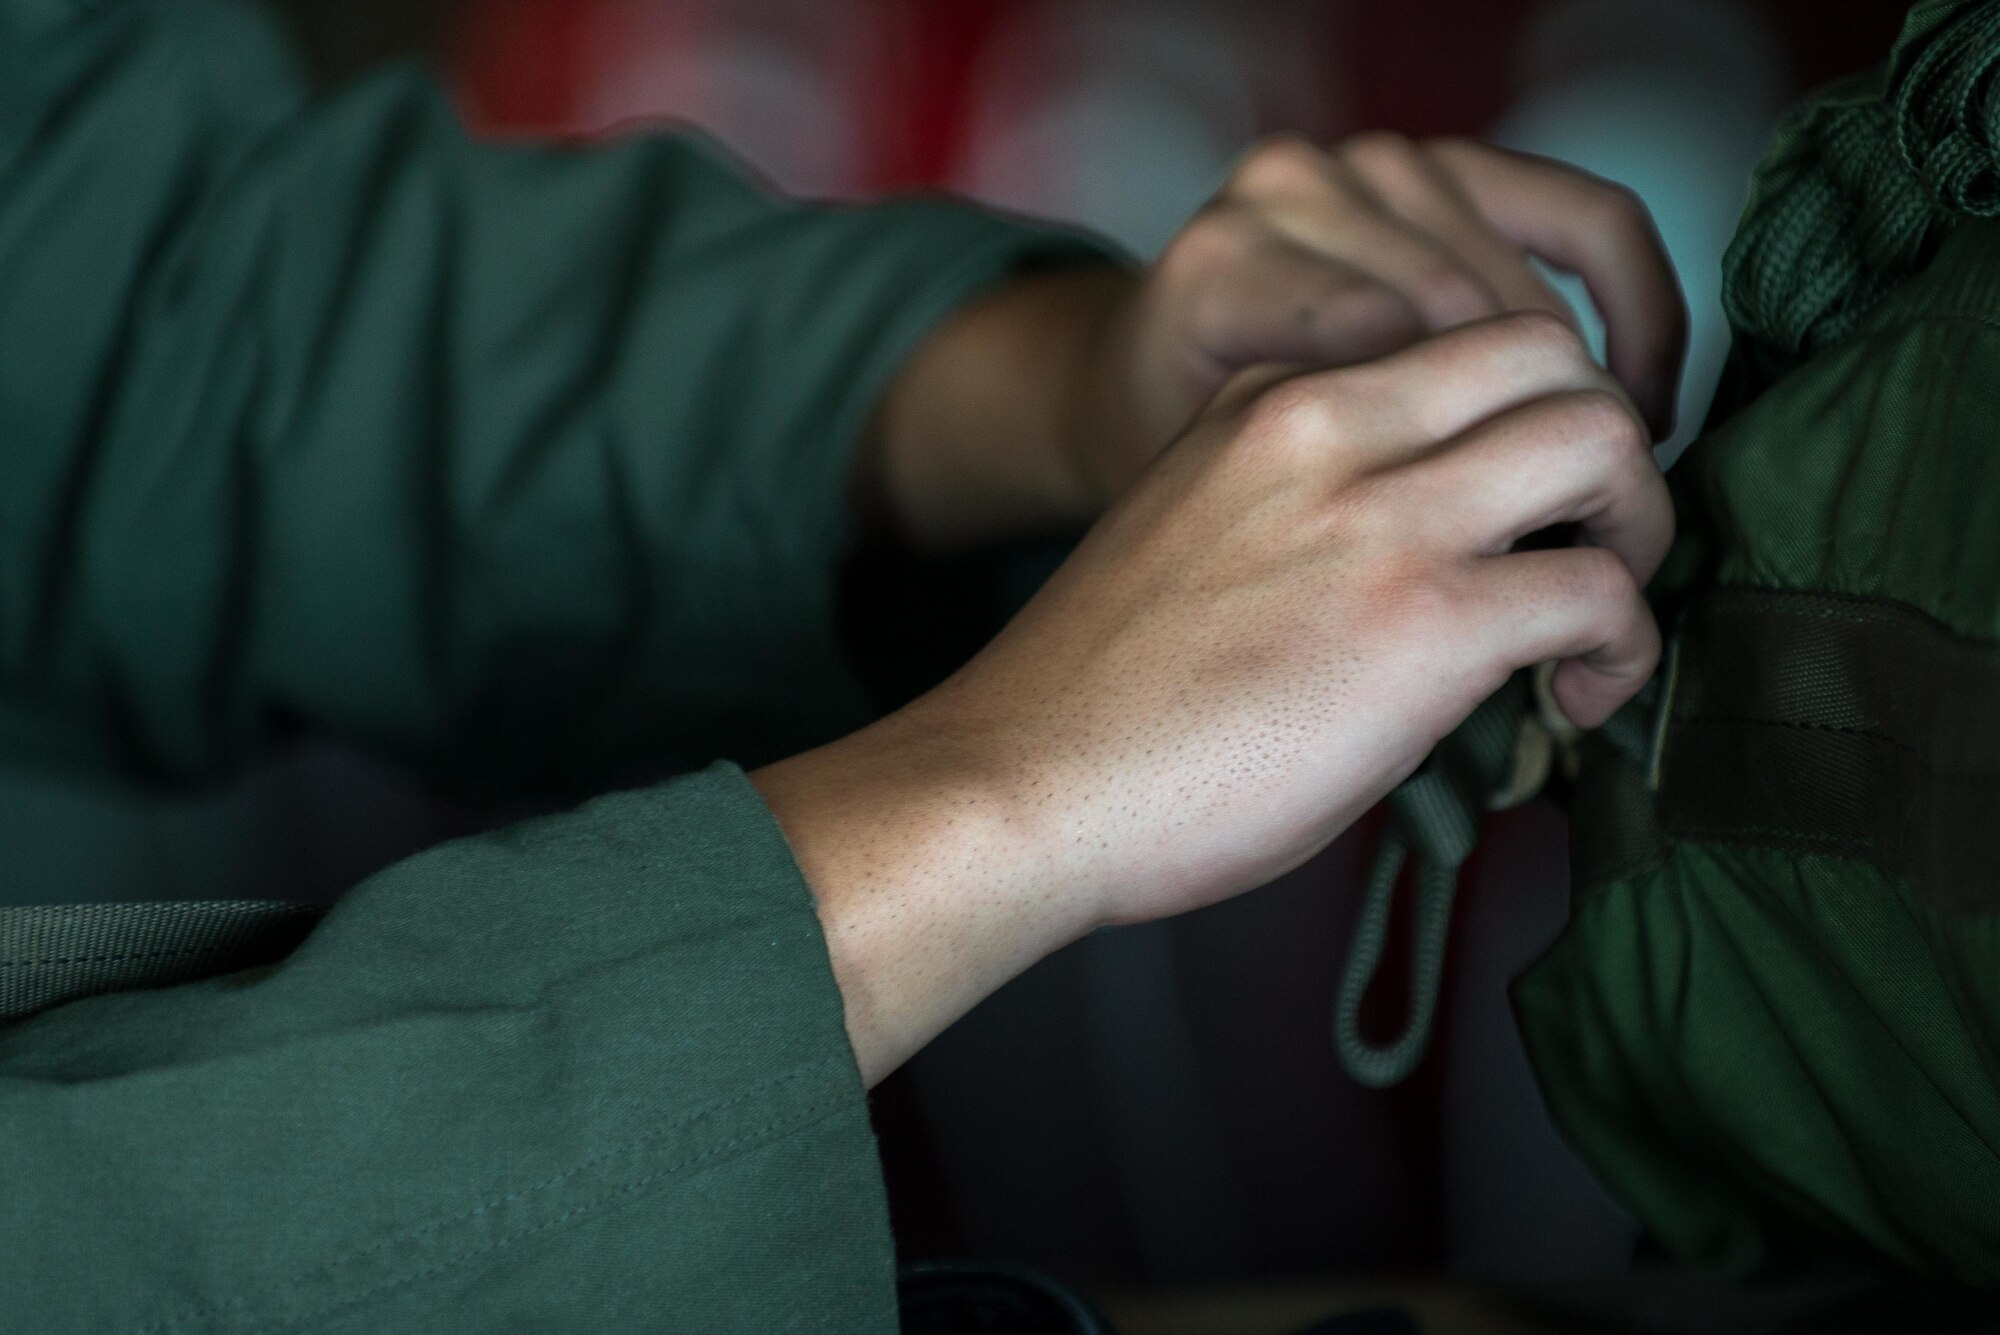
(0, 0), (1687, 1329)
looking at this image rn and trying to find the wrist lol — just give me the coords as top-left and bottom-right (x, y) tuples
(1036, 265), (1145, 515)
(749, 704), (1097, 1084)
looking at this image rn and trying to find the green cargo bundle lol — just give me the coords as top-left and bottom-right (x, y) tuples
(1513, 0), (2000, 1288)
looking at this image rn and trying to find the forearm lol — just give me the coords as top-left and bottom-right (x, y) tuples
(862, 264), (1137, 553)
(4, 0), (1124, 785)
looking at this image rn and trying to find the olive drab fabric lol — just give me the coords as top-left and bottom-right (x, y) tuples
(0, 0), (1114, 1329)
(0, 0), (1111, 792)
(1514, 0), (2000, 1288)
(1718, 0), (2000, 395)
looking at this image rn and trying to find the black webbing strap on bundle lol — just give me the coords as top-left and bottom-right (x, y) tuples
(0, 900), (324, 1024)
(1651, 589), (2000, 910)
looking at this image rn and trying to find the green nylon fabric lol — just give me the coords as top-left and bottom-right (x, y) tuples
(1515, 2), (2000, 1288)
(0, 0), (1119, 1329)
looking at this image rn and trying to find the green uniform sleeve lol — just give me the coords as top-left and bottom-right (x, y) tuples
(0, 0), (1116, 789)
(0, 1), (1125, 1328)
(0, 764), (898, 1333)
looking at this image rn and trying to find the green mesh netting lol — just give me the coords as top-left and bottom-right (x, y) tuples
(1722, 0), (2000, 388)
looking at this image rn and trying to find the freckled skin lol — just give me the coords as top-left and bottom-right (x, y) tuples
(756, 134), (1687, 1087)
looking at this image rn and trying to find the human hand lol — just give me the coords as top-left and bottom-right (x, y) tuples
(758, 311), (1670, 1081)
(1061, 133), (1688, 506)
(868, 135), (1682, 554)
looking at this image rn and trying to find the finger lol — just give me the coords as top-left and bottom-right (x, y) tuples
(1336, 133), (1580, 333)
(1226, 136), (1507, 331)
(1243, 166), (1510, 333)
(1429, 139), (1689, 438)
(1172, 222), (1428, 374)
(1267, 201), (1506, 332)
(1403, 388), (1673, 586)
(1303, 309), (1632, 458)
(1465, 546), (1660, 728)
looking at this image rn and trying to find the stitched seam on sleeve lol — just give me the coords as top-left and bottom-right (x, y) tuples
(270, 1094), (855, 1334)
(125, 1057), (854, 1335)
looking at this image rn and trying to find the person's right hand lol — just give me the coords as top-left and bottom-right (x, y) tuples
(754, 310), (1671, 1084)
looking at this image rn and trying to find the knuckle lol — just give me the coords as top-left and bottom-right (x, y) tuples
(1318, 356), (1398, 423)
(1241, 375), (1339, 453)
(1231, 132), (1327, 196)
(1339, 129), (1420, 177)
(1590, 179), (1652, 230)
(1571, 545), (1638, 606)
(1158, 205), (1251, 280)
(1497, 306), (1585, 357)
(1323, 465), (1398, 540)
(1564, 388), (1648, 460)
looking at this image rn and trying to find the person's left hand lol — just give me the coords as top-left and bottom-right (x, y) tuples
(1062, 132), (1689, 505)
(870, 132), (1686, 554)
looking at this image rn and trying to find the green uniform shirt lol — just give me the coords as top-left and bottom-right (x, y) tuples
(0, 0), (1114, 1329)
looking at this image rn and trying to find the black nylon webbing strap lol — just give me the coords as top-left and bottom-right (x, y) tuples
(1568, 731), (1669, 895)
(0, 900), (324, 1024)
(1654, 588), (2000, 911)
